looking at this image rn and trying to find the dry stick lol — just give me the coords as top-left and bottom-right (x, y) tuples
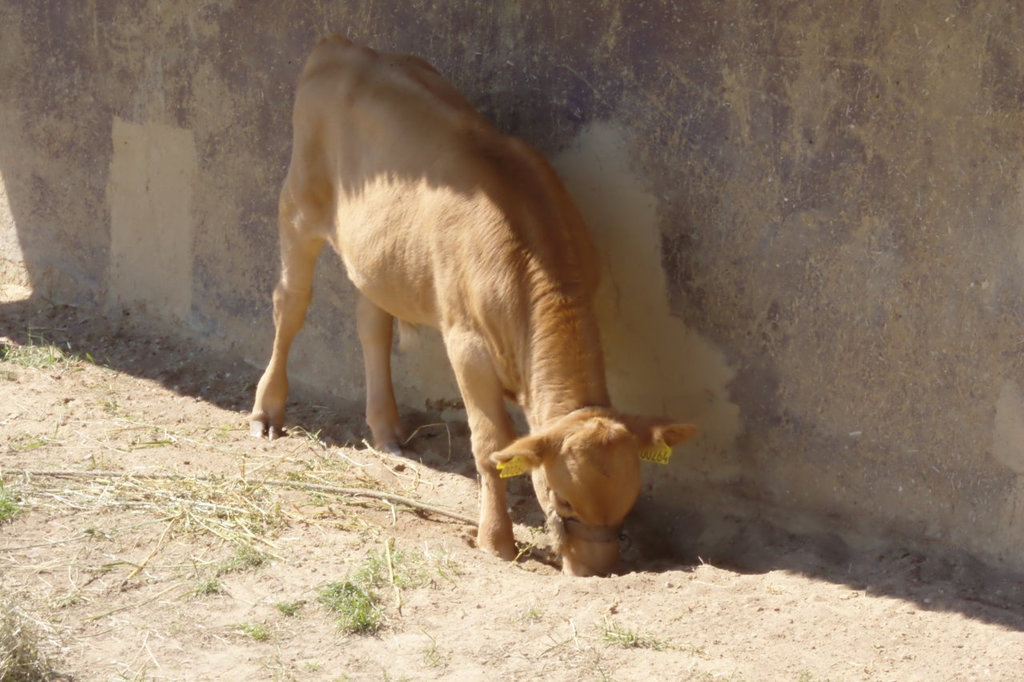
(84, 582), (183, 624)
(401, 421), (453, 462)
(121, 516), (178, 585)
(385, 536), (403, 615)
(5, 469), (477, 526)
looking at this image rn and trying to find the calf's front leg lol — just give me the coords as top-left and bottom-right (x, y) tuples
(443, 327), (518, 559)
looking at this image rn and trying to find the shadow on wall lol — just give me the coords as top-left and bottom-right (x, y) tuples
(0, 111), (88, 305)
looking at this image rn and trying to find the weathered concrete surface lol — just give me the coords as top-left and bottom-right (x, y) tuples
(2, 1), (1024, 571)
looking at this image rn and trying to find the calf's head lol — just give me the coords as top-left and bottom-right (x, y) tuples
(491, 408), (696, 577)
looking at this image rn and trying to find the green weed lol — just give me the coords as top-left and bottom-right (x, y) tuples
(353, 546), (429, 589)
(216, 543), (269, 575)
(318, 544), (434, 635)
(602, 619), (669, 651)
(0, 483), (21, 523)
(318, 580), (383, 634)
(522, 606), (543, 623)
(238, 622), (271, 641)
(421, 630), (449, 669)
(191, 577), (225, 597)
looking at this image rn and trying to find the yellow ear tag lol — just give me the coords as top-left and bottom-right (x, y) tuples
(496, 455), (530, 478)
(639, 440), (673, 465)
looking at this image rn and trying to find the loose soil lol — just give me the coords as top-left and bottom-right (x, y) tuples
(2, 292), (1024, 681)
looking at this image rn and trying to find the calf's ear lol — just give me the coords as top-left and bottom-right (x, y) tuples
(653, 422), (698, 447)
(491, 434), (552, 478)
(629, 418), (698, 465)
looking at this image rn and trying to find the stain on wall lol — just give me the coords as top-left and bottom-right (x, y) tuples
(2, 0), (1024, 572)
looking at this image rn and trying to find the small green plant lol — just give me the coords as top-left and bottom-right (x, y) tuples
(192, 577), (225, 597)
(602, 619), (669, 650)
(209, 423), (236, 441)
(317, 543), (435, 635)
(273, 600), (303, 617)
(354, 546), (427, 589)
(420, 630), (449, 669)
(522, 606), (543, 623)
(318, 580), (383, 634)
(102, 397), (119, 414)
(216, 544), (268, 575)
(0, 483), (21, 523)
(681, 642), (709, 658)
(423, 544), (461, 583)
(238, 622), (271, 641)
(795, 672), (827, 682)
(7, 434), (61, 452)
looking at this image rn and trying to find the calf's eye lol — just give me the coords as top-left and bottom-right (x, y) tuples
(553, 494), (574, 517)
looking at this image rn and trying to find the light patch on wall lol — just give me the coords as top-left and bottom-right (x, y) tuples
(0, 173), (15, 241)
(553, 123), (740, 470)
(107, 117), (196, 321)
(0, 168), (31, 294)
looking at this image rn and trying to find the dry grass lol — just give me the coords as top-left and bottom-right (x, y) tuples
(0, 461), (473, 579)
(1, 432), (472, 638)
(0, 596), (60, 681)
(1, 443), (471, 677)
(6, 471), (288, 562)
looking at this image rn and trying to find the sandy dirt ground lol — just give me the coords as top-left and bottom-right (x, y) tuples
(2, 294), (1024, 681)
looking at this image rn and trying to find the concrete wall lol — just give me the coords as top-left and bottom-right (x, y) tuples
(3, 1), (1024, 571)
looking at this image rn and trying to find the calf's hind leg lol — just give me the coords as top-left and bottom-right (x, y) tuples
(356, 293), (404, 454)
(250, 196), (325, 439)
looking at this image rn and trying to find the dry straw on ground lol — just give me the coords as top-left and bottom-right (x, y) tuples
(5, 468), (476, 528)
(0, 595), (60, 681)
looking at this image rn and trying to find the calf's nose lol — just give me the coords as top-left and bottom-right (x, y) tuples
(561, 543), (618, 577)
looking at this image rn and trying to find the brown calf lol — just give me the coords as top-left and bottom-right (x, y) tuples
(250, 36), (696, 576)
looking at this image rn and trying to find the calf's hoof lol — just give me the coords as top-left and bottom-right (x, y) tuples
(477, 529), (517, 562)
(374, 442), (404, 456)
(367, 422), (406, 457)
(249, 418), (285, 440)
